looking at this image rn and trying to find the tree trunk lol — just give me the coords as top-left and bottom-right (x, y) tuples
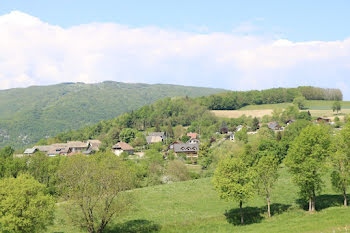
(311, 189), (316, 212)
(344, 188), (348, 207)
(308, 195), (312, 212)
(267, 196), (271, 218)
(240, 200), (244, 225)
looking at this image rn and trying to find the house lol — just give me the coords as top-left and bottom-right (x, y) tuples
(187, 138), (200, 144)
(146, 132), (166, 144)
(268, 122), (281, 130)
(229, 133), (235, 141)
(316, 117), (330, 123)
(34, 145), (52, 153)
(24, 148), (38, 155)
(112, 142), (134, 156)
(87, 140), (102, 151)
(47, 144), (71, 157)
(67, 141), (90, 153)
(172, 143), (199, 159)
(187, 132), (198, 139)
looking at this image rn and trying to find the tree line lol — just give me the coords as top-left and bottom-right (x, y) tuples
(213, 120), (350, 224)
(197, 86), (343, 110)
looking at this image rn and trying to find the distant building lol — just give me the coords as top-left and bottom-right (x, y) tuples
(187, 138), (200, 144)
(87, 140), (102, 151)
(187, 132), (198, 139)
(67, 141), (90, 153)
(146, 132), (166, 144)
(316, 117), (330, 123)
(47, 144), (71, 157)
(268, 122), (281, 130)
(112, 142), (134, 156)
(23, 148), (38, 155)
(172, 143), (199, 159)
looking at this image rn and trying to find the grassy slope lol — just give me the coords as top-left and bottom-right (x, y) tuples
(0, 82), (224, 148)
(47, 166), (350, 233)
(240, 100), (350, 110)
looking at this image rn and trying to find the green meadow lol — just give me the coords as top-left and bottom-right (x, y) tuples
(47, 166), (350, 233)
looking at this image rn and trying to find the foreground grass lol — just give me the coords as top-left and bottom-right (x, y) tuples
(47, 166), (350, 233)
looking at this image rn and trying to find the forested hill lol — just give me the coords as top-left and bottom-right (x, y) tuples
(0, 82), (225, 148)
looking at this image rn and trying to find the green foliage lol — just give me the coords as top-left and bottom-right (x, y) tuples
(235, 127), (248, 143)
(254, 154), (279, 217)
(332, 101), (342, 113)
(0, 174), (55, 233)
(213, 156), (255, 224)
(119, 128), (137, 143)
(0, 82), (223, 148)
(285, 125), (331, 211)
(251, 117), (259, 131)
(166, 160), (190, 182)
(181, 135), (191, 143)
(293, 96), (306, 109)
(199, 86), (342, 110)
(297, 111), (312, 121)
(329, 123), (350, 206)
(57, 153), (135, 233)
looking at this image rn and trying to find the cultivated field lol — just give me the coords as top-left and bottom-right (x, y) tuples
(212, 100), (350, 119)
(47, 166), (350, 233)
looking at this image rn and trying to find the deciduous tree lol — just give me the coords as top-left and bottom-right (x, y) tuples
(285, 125), (330, 212)
(213, 156), (255, 224)
(0, 175), (55, 233)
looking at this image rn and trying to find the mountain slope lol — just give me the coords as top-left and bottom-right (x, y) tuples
(0, 81), (225, 148)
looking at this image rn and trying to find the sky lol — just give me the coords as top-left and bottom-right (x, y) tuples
(0, 1), (350, 99)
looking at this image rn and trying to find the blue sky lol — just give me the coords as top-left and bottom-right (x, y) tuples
(1, 0), (350, 41)
(0, 1), (350, 99)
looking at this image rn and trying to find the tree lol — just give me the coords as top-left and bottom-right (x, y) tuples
(330, 123), (350, 206)
(251, 117), (259, 131)
(0, 174), (55, 233)
(58, 153), (135, 233)
(119, 128), (136, 143)
(332, 101), (342, 114)
(213, 156), (255, 224)
(235, 127), (248, 143)
(174, 125), (184, 139)
(166, 160), (190, 182)
(285, 125), (330, 212)
(293, 96), (306, 110)
(254, 154), (279, 217)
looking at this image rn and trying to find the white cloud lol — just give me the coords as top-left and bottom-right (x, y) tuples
(0, 11), (350, 98)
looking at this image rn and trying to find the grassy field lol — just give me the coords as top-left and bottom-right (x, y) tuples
(212, 100), (350, 119)
(46, 166), (350, 233)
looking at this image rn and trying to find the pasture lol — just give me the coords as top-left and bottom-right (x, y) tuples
(46, 166), (350, 233)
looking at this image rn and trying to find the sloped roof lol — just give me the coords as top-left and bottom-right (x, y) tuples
(24, 148), (37, 154)
(146, 136), (163, 144)
(268, 122), (280, 129)
(87, 140), (102, 151)
(112, 142), (134, 151)
(47, 145), (70, 155)
(67, 141), (89, 148)
(148, 132), (165, 137)
(34, 145), (52, 152)
(173, 143), (199, 153)
(187, 132), (198, 139)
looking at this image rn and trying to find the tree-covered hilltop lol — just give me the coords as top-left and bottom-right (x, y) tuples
(197, 86), (343, 110)
(0, 82), (225, 148)
(43, 97), (219, 148)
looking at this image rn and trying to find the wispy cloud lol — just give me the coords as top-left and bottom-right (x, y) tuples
(0, 11), (349, 98)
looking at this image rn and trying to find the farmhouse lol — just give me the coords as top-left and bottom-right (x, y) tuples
(112, 142), (134, 156)
(316, 117), (330, 123)
(172, 143), (199, 159)
(67, 141), (90, 153)
(187, 138), (200, 144)
(23, 139), (102, 157)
